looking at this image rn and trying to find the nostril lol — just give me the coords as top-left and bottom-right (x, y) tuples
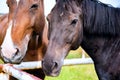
(16, 48), (19, 53)
(13, 48), (19, 57)
(52, 61), (58, 70)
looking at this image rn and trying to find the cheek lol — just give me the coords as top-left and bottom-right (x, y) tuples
(20, 13), (35, 27)
(63, 31), (75, 44)
(66, 27), (81, 44)
(11, 25), (33, 46)
(12, 28), (33, 48)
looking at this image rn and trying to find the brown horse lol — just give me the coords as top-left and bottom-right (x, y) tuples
(42, 0), (120, 80)
(1, 0), (46, 64)
(0, 0), (48, 79)
(0, 14), (48, 80)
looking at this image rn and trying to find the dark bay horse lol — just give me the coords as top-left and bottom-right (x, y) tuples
(0, 0), (48, 79)
(42, 0), (120, 80)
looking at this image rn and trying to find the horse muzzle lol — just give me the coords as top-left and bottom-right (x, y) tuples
(0, 48), (23, 64)
(42, 59), (62, 77)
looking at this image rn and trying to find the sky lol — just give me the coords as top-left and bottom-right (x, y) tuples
(0, 0), (120, 15)
(0, 0), (9, 13)
(99, 0), (120, 7)
(0, 0), (56, 16)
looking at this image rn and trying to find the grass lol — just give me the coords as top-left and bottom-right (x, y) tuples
(45, 64), (98, 80)
(0, 59), (4, 64)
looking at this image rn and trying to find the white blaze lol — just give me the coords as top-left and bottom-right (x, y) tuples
(1, 21), (17, 58)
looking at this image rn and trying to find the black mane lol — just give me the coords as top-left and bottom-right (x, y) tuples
(82, 0), (120, 37)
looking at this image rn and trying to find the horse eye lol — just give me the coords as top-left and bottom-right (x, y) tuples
(31, 4), (38, 9)
(71, 19), (78, 25)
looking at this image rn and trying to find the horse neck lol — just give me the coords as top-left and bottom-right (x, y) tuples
(81, 31), (120, 64)
(80, 0), (120, 58)
(81, 34), (104, 58)
(82, 0), (120, 37)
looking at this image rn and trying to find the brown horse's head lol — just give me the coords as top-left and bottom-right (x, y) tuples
(42, 0), (83, 76)
(1, 0), (45, 64)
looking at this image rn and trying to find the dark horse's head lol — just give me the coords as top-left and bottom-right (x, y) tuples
(42, 0), (83, 76)
(0, 0), (45, 64)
